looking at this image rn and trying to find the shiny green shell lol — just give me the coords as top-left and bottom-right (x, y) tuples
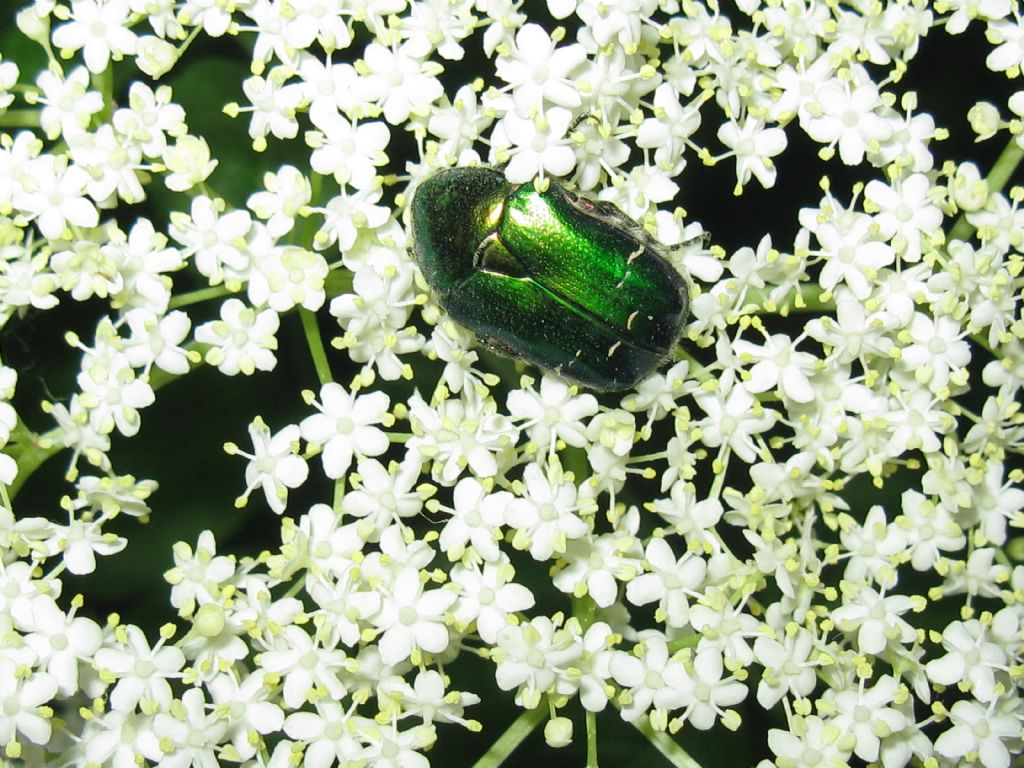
(411, 167), (688, 391)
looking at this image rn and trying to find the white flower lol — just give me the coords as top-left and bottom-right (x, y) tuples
(19, 594), (102, 695)
(284, 700), (364, 767)
(864, 174), (943, 262)
(838, 505), (907, 588)
(342, 457), (425, 540)
(34, 67), (103, 140)
(232, 417), (308, 514)
(805, 291), (897, 362)
(259, 624), (351, 709)
(400, 0), (476, 61)
(933, 696), (1021, 768)
(693, 376), (778, 464)
(298, 57), (363, 122)
(823, 675), (907, 764)
(804, 78), (894, 165)
(0, 58), (18, 112)
(247, 165), (312, 238)
(52, 0), (137, 73)
(330, 262), (425, 381)
(768, 715), (852, 767)
(883, 386), (956, 457)
(152, 687), (228, 767)
(752, 627), (819, 709)
(135, 34), (179, 78)
(897, 312), (971, 393)
(207, 671), (286, 760)
(494, 107), (577, 183)
(650, 481), (723, 548)
(120, 308), (192, 375)
(689, 589), (760, 667)
(81, 709), (161, 768)
(240, 71), (304, 143)
(506, 377), (597, 454)
(896, 488), (966, 571)
(169, 196), (253, 286)
(610, 633), (688, 724)
(436, 477), (511, 563)
(830, 583), (922, 655)
(69, 124), (145, 204)
(552, 526), (642, 608)
(0, 661), (58, 746)
(195, 298), (279, 376)
(717, 117), (788, 190)
(15, 155), (98, 239)
(300, 384), (390, 479)
(179, 0), (234, 36)
(314, 186), (391, 254)
(104, 216), (184, 314)
(164, 529), (237, 616)
(450, 556), (535, 644)
(986, 17), (1024, 73)
(371, 566), (457, 665)
(575, 621), (616, 713)
(493, 616), (582, 709)
(378, 668), (480, 726)
(162, 134), (218, 192)
(307, 111), (390, 189)
(407, 392), (518, 486)
(51, 238), (124, 301)
(426, 84), (494, 163)
(636, 82), (702, 165)
(94, 624), (186, 712)
(576, 0), (656, 48)
(924, 618), (1008, 702)
(55, 512), (128, 575)
(671, 648), (747, 731)
(625, 537), (706, 628)
(359, 42), (444, 124)
(505, 462), (590, 561)
(733, 332), (819, 404)
(112, 82), (187, 159)
(76, 348), (155, 437)
(494, 23), (585, 114)
(294, 503), (365, 582)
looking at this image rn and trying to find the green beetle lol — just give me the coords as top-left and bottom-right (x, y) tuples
(411, 167), (689, 391)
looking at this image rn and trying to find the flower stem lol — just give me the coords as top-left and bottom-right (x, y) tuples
(631, 717), (702, 768)
(0, 109), (41, 128)
(168, 284), (232, 309)
(982, 135), (1024, 197)
(300, 307), (333, 386)
(586, 710), (599, 768)
(471, 705), (546, 768)
(6, 418), (60, 497)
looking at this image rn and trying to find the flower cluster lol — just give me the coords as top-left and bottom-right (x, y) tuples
(0, 0), (1022, 767)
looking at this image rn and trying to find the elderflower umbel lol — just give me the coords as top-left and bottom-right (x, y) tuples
(0, 0), (1022, 767)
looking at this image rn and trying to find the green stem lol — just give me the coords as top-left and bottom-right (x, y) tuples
(471, 706), (546, 768)
(168, 284), (233, 309)
(630, 718), (703, 768)
(586, 710), (599, 768)
(300, 307), (333, 386)
(982, 135), (1024, 197)
(948, 136), (1024, 243)
(91, 67), (114, 123)
(572, 594), (597, 631)
(7, 420), (61, 497)
(0, 109), (41, 128)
